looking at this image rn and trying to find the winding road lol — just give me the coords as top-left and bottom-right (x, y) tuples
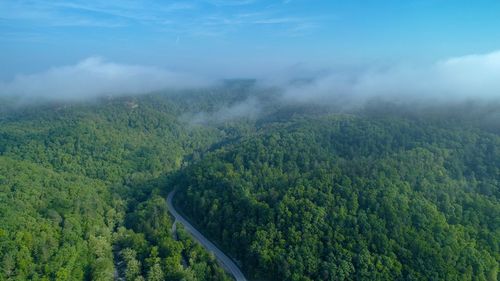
(167, 191), (247, 281)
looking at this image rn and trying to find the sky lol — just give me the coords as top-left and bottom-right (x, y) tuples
(3, 0), (500, 78)
(1, 0), (500, 102)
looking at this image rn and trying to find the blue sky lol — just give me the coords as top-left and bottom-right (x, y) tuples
(2, 0), (500, 80)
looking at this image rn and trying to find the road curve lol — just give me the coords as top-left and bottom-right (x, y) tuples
(167, 190), (247, 281)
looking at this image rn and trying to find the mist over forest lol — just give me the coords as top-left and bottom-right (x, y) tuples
(1, 1), (499, 281)
(5, 52), (500, 100)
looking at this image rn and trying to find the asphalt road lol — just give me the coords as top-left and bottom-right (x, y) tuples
(167, 190), (247, 281)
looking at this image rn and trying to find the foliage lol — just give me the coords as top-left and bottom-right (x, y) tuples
(0, 91), (233, 280)
(175, 115), (500, 281)
(1, 86), (499, 281)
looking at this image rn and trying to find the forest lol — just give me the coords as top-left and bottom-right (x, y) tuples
(0, 88), (237, 280)
(175, 114), (499, 280)
(0, 84), (499, 281)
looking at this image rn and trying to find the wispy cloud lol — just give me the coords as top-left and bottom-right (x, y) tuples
(253, 17), (303, 24)
(0, 0), (321, 39)
(0, 1), (126, 27)
(179, 11), (319, 38)
(204, 0), (257, 7)
(0, 0), (196, 28)
(54, 1), (196, 24)
(187, 96), (262, 124)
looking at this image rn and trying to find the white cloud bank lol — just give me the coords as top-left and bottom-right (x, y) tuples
(2, 51), (500, 105)
(0, 57), (212, 102)
(279, 50), (500, 105)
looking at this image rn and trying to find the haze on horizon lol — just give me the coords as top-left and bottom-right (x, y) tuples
(2, 0), (500, 103)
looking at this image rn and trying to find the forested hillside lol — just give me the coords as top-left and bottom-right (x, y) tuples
(0, 86), (499, 281)
(174, 115), (500, 281)
(0, 90), (238, 280)
(0, 156), (117, 280)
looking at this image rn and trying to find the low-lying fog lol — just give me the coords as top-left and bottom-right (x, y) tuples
(1, 50), (500, 110)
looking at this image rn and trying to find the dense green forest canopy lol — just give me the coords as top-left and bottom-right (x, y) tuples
(174, 114), (499, 280)
(0, 89), (239, 281)
(0, 84), (499, 281)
